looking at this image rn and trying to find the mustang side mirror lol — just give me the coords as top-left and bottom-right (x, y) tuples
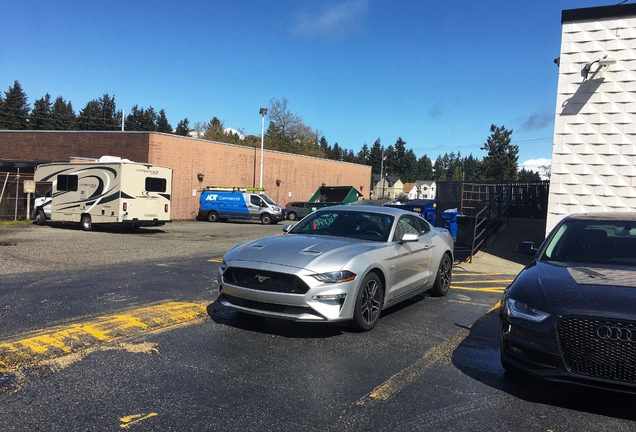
(400, 233), (419, 243)
(516, 241), (538, 256)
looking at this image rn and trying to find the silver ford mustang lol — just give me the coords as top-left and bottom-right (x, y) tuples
(217, 205), (454, 331)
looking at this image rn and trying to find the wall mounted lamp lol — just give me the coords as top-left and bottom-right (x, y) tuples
(197, 173), (204, 182)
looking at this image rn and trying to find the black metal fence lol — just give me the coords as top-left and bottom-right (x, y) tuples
(0, 172), (36, 221)
(436, 180), (549, 221)
(436, 180), (549, 261)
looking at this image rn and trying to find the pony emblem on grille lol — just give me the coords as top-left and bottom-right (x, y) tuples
(255, 275), (270, 283)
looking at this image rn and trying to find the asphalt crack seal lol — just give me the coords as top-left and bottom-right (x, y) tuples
(0, 301), (208, 373)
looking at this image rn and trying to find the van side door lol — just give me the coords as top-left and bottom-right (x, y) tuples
(247, 194), (264, 218)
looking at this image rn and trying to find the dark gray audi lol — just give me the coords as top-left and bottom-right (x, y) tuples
(500, 212), (636, 393)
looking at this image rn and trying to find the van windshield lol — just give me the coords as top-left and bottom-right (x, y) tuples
(260, 195), (276, 205)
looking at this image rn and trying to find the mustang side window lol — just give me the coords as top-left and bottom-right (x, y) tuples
(394, 215), (421, 241)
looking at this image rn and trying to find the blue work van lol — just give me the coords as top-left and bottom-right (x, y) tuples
(198, 187), (285, 224)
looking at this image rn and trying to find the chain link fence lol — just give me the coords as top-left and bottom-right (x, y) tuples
(0, 172), (36, 221)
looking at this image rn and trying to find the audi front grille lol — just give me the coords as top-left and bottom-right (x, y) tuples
(223, 267), (310, 294)
(557, 316), (636, 383)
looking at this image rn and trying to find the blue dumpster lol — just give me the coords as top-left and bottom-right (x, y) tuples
(441, 209), (461, 239)
(383, 199), (437, 226)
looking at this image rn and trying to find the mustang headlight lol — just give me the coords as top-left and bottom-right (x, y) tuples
(505, 298), (551, 323)
(312, 270), (357, 283)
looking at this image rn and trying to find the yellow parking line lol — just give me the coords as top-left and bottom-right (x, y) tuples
(356, 327), (471, 405)
(0, 301), (208, 372)
(356, 300), (502, 406)
(451, 286), (506, 293)
(451, 280), (513, 284)
(207, 258), (223, 263)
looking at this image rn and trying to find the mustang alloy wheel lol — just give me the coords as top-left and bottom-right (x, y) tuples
(351, 273), (383, 332)
(430, 253), (452, 297)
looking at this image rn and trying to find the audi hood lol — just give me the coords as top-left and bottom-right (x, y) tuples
(509, 260), (636, 320)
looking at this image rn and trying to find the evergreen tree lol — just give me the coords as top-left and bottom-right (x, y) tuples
(463, 154), (482, 181)
(416, 155), (434, 180)
(481, 124), (519, 180)
(0, 92), (4, 128)
(77, 100), (102, 130)
(2, 80), (30, 129)
(77, 93), (119, 130)
(175, 118), (190, 136)
(343, 149), (356, 163)
(202, 117), (225, 141)
(433, 157), (447, 181)
(99, 93), (119, 130)
(125, 105), (144, 131)
(401, 148), (418, 182)
(156, 109), (172, 133)
(332, 142), (342, 161)
(29, 93), (53, 130)
(393, 137), (407, 178)
(319, 136), (330, 158)
(51, 96), (76, 130)
(518, 167), (541, 181)
(143, 106), (158, 131)
(356, 144), (370, 165)
(369, 138), (383, 174)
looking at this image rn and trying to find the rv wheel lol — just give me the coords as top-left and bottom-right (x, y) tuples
(207, 211), (219, 222)
(260, 214), (272, 225)
(81, 214), (93, 231)
(36, 208), (46, 225)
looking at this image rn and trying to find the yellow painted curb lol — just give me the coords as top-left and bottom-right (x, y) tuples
(0, 301), (208, 372)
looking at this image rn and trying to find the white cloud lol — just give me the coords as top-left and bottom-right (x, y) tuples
(520, 158), (551, 180)
(293, 0), (369, 38)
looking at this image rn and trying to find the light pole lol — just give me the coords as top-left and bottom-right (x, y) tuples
(259, 108), (267, 189)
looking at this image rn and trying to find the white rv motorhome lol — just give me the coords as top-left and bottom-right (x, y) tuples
(33, 159), (173, 231)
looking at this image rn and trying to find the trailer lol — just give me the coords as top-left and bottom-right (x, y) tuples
(33, 159), (172, 231)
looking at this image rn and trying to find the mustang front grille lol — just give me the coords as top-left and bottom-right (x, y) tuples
(557, 316), (636, 383)
(223, 267), (310, 294)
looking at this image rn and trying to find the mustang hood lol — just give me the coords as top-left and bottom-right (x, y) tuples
(224, 234), (383, 270)
(512, 261), (636, 318)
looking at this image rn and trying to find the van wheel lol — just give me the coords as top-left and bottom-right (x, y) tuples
(36, 208), (46, 225)
(81, 214), (93, 231)
(207, 212), (219, 222)
(287, 212), (297, 221)
(260, 214), (272, 225)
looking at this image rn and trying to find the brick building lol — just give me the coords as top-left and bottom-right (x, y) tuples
(1, 131), (372, 220)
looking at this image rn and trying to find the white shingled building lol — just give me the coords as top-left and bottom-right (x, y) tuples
(548, 4), (636, 232)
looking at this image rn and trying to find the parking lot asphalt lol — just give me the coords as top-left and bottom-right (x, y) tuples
(0, 217), (545, 277)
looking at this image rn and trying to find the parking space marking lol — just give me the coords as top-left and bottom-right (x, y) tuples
(355, 327), (471, 405)
(0, 301), (208, 372)
(120, 413), (158, 429)
(207, 258), (223, 263)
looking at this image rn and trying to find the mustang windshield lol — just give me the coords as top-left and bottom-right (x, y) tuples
(542, 219), (636, 265)
(290, 210), (394, 242)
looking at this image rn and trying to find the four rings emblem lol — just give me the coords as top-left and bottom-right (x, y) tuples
(255, 275), (271, 284)
(596, 325), (633, 342)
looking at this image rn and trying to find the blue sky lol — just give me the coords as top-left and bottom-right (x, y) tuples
(1, 0), (619, 172)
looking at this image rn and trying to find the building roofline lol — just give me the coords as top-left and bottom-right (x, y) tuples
(562, 4), (636, 23)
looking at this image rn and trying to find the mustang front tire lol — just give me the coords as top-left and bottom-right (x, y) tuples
(351, 272), (383, 332)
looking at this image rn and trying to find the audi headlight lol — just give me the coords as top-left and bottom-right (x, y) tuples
(312, 270), (357, 283)
(505, 298), (551, 323)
